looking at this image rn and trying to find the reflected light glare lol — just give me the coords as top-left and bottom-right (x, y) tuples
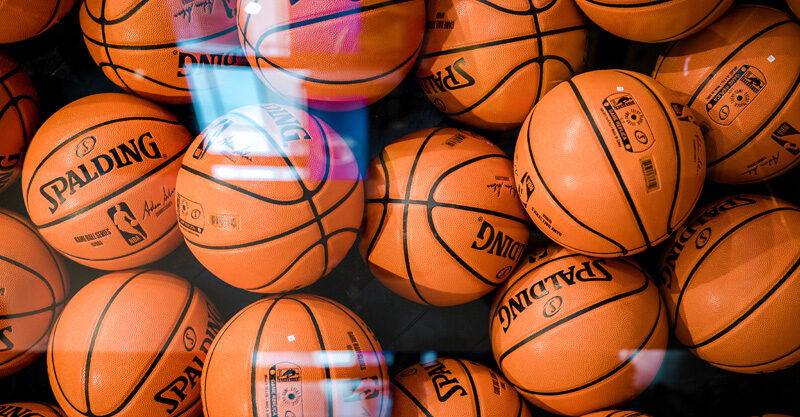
(768, 55), (776, 63)
(211, 165), (307, 181)
(683, 56), (691, 76)
(244, 2), (262, 14)
(314, 350), (356, 367)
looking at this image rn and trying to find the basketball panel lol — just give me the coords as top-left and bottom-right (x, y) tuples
(0, 312), (53, 369)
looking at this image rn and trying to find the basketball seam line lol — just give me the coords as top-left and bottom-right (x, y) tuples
(425, 154), (527, 287)
(56, 221), (179, 262)
(40, 402), (67, 417)
(0, 66), (22, 83)
(420, 25), (586, 59)
(394, 379), (434, 417)
(471, 0), (556, 16)
(365, 151), (390, 260)
(309, 294), (388, 415)
(368, 197), (529, 224)
(614, 70), (683, 233)
(182, 178), (360, 251)
(497, 260), (650, 364)
(243, 227), (359, 291)
(0, 72), (34, 153)
(180, 164), (306, 206)
(531, 0), (545, 112)
(568, 79), (652, 248)
(706, 335), (800, 368)
(34, 0), (61, 35)
(684, 19), (792, 109)
(24, 115), (183, 202)
(445, 55), (575, 118)
(685, 252), (800, 349)
(97, 63), (192, 92)
(402, 128), (446, 306)
(651, 0), (730, 42)
(514, 284), (663, 396)
(489, 253), (584, 324)
(97, 0), (142, 98)
(82, 0), (150, 25)
(709, 61), (800, 168)
(581, 0), (672, 8)
(0, 254), (57, 314)
(671, 207), (800, 331)
(452, 359), (482, 417)
(250, 296), (284, 417)
(36, 142), (190, 229)
(287, 297), (334, 417)
(524, 100), (628, 253)
(0, 299), (65, 321)
(82, 25), (237, 51)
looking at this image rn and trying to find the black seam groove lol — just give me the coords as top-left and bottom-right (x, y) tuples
(287, 296), (334, 417)
(452, 359), (482, 417)
(365, 151), (390, 260)
(250, 296), (284, 417)
(421, 25), (586, 59)
(394, 379), (434, 417)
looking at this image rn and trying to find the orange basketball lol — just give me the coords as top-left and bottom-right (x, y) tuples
(201, 294), (389, 417)
(391, 357), (532, 417)
(0, 208), (67, 378)
(21, 93), (190, 270)
(490, 245), (668, 416)
(237, 0), (425, 110)
(361, 127), (530, 306)
(0, 0), (76, 43)
(48, 270), (222, 417)
(80, 0), (243, 104)
(0, 51), (39, 193)
(575, 0), (734, 43)
(0, 403), (66, 417)
(514, 69), (706, 257)
(653, 6), (800, 184)
(582, 412), (651, 417)
(416, 0), (587, 130)
(658, 194), (800, 374)
(175, 103), (362, 293)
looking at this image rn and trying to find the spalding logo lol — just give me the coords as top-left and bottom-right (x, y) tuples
(418, 57), (475, 95)
(422, 361), (468, 402)
(0, 405), (46, 417)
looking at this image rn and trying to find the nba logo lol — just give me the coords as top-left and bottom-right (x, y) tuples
(107, 202), (147, 246)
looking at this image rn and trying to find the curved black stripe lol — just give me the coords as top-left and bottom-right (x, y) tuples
(36, 142), (189, 229)
(288, 297), (333, 417)
(50, 313), (90, 414)
(34, 0), (61, 35)
(97, 63), (191, 92)
(426, 154), (525, 287)
(0, 210), (65, 295)
(306, 294), (388, 416)
(614, 70), (683, 232)
(39, 402), (66, 417)
(514, 395), (524, 417)
(97, 0), (140, 97)
(0, 254), (56, 314)
(180, 165), (304, 206)
(447, 55), (575, 118)
(452, 359), (481, 417)
(24, 116), (182, 202)
(367, 198), (529, 224)
(671, 207), (800, 332)
(365, 151), (390, 259)
(568, 80), (651, 248)
(184, 179), (360, 251)
(489, 253), (584, 324)
(685, 19), (793, 108)
(403, 129), (445, 305)
(517, 287), (663, 396)
(0, 301), (59, 368)
(0, 71), (36, 152)
(531, 2), (546, 111)
(471, 0), (557, 15)
(0, 66), (22, 83)
(523, 105), (628, 253)
(498, 260), (650, 364)
(0, 300), (66, 321)
(250, 297), (284, 417)
(83, 26), (236, 51)
(245, 227), (359, 291)
(652, 0), (730, 43)
(420, 25), (586, 59)
(83, 0), (150, 25)
(581, 0), (671, 7)
(686, 254), (800, 349)
(393, 380), (434, 417)
(710, 67), (800, 167)
(707, 337), (800, 369)
(58, 222), (178, 262)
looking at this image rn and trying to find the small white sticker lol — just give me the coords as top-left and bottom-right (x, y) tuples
(287, 334), (296, 342)
(768, 55), (776, 63)
(617, 86), (625, 92)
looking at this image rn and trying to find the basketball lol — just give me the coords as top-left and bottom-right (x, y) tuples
(176, 103), (362, 293)
(582, 412), (651, 417)
(0, 0), (76, 43)
(80, 0), (243, 104)
(658, 194), (800, 374)
(0, 208), (67, 378)
(237, 0), (425, 110)
(48, 270), (222, 417)
(0, 403), (66, 417)
(417, 0), (587, 130)
(490, 245), (668, 416)
(653, 5), (800, 184)
(21, 93), (190, 270)
(514, 69), (706, 257)
(789, 0), (800, 19)
(575, 0), (734, 43)
(202, 294), (389, 417)
(391, 357), (531, 417)
(0, 51), (39, 193)
(361, 127), (530, 306)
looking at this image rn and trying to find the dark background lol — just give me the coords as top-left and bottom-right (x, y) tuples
(1, 0), (800, 416)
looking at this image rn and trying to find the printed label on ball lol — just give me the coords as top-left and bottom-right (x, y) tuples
(0, 326), (13, 352)
(517, 172), (535, 207)
(422, 360), (468, 402)
(705, 65), (766, 126)
(740, 150), (782, 178)
(107, 202), (147, 246)
(418, 57), (475, 97)
(0, 151), (21, 190)
(177, 194), (205, 235)
(427, 11), (455, 30)
(177, 47), (245, 78)
(209, 213), (240, 230)
(771, 122), (800, 156)
(470, 219), (527, 263)
(143, 186), (176, 220)
(601, 93), (655, 153)
(639, 156), (660, 193)
(268, 363), (304, 417)
(72, 227), (112, 247)
(173, 0), (235, 21)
